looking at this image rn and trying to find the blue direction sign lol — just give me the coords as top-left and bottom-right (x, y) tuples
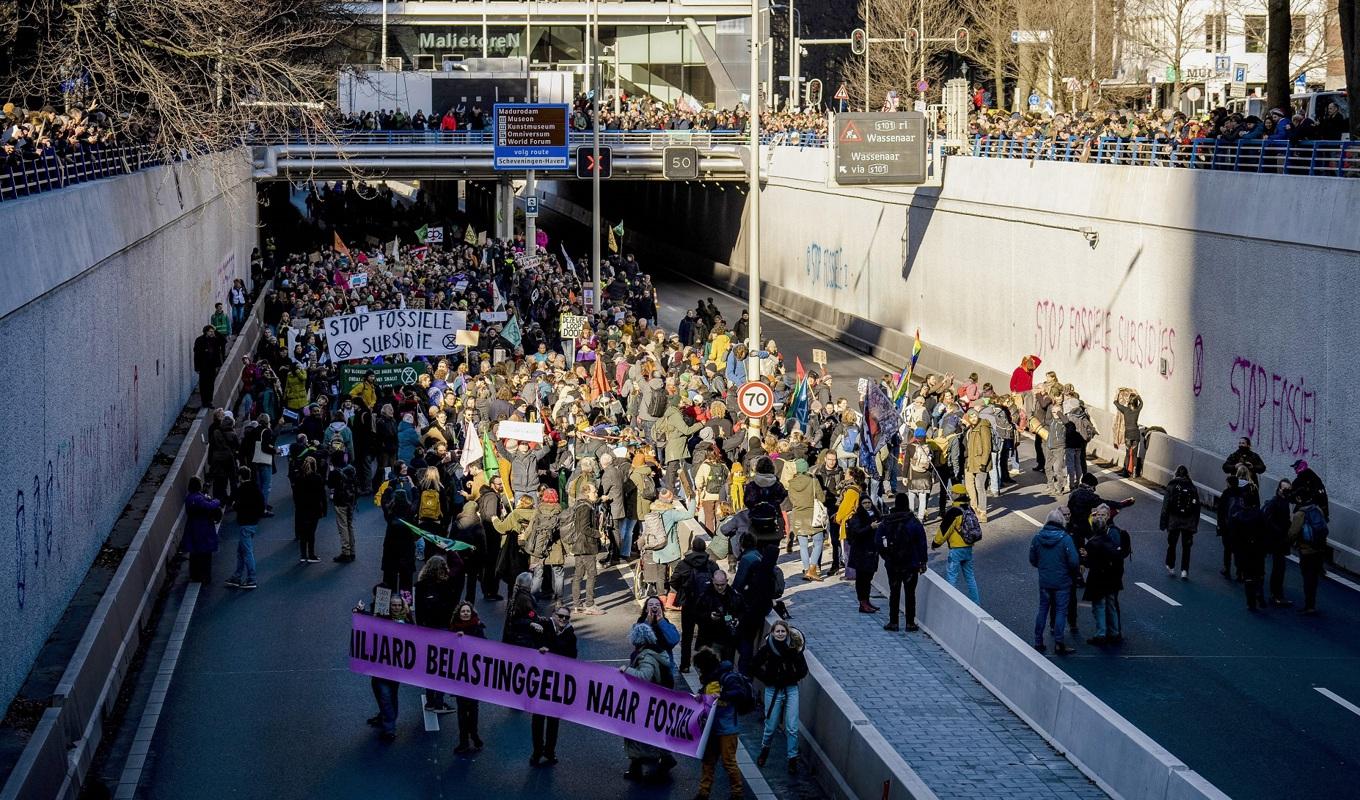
(493, 104), (569, 170)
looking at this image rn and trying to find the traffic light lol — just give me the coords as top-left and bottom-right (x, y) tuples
(905, 28), (920, 53)
(851, 28), (866, 56)
(954, 27), (971, 54)
(575, 145), (612, 179)
(804, 78), (823, 109)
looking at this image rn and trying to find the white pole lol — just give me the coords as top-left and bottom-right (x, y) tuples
(747, 0), (762, 381)
(380, 0), (389, 64)
(788, 0), (797, 110)
(863, 0), (871, 111)
(591, 1), (602, 314)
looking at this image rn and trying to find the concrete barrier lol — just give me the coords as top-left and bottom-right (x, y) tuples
(761, 612), (939, 800)
(912, 567), (1229, 800)
(0, 295), (266, 800)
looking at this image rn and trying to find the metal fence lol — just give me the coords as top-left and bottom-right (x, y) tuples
(969, 135), (1359, 178)
(0, 143), (173, 203)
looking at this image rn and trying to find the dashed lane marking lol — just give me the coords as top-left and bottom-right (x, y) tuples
(1315, 687), (1360, 718)
(1134, 582), (1183, 607)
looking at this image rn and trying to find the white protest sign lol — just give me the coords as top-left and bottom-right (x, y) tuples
(857, 378), (869, 398)
(426, 226), (444, 243)
(355, 305), (369, 314)
(559, 314), (588, 339)
(496, 421), (545, 444)
(480, 311), (509, 323)
(812, 348), (827, 365)
(493, 348), (507, 364)
(349, 272), (369, 289)
(373, 586), (392, 617)
(455, 329), (480, 346)
(323, 308), (467, 361)
(514, 254), (542, 269)
(454, 280), (469, 292)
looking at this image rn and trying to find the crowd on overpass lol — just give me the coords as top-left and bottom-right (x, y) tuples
(186, 209), (1336, 791)
(968, 102), (1350, 147)
(0, 101), (149, 167)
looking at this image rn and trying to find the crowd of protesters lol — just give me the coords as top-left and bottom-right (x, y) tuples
(183, 188), (1335, 793)
(1, 102), (153, 169)
(968, 102), (1350, 148)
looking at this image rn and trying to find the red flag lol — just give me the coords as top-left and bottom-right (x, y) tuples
(333, 231), (351, 261)
(589, 357), (610, 402)
(795, 356), (806, 385)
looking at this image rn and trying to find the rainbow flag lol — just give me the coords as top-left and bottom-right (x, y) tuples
(892, 329), (923, 403)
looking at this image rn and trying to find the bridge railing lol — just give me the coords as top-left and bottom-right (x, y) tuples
(249, 129), (756, 148)
(0, 143), (172, 203)
(968, 135), (1359, 178)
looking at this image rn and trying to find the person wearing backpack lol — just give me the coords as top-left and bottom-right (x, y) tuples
(693, 646), (754, 800)
(749, 620), (809, 774)
(903, 428), (936, 522)
(932, 485), (981, 603)
(415, 467), (451, 561)
(562, 483), (605, 614)
(744, 457), (789, 550)
(1159, 465), (1201, 579)
(1261, 479), (1295, 607)
(327, 450), (359, 563)
(1289, 497), (1330, 614)
(877, 494), (929, 632)
(786, 459), (827, 582)
(525, 489), (566, 603)
(670, 538), (718, 672)
(692, 448), (730, 534)
(377, 461), (415, 522)
(622, 624), (679, 782)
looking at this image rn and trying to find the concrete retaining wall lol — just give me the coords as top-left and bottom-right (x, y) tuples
(544, 151), (1360, 572)
(913, 570), (1229, 800)
(0, 299), (264, 800)
(0, 152), (257, 713)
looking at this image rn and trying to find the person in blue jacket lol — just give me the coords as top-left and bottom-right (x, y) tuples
(1030, 507), (1080, 655)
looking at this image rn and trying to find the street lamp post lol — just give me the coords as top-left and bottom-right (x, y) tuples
(591, 1), (602, 313)
(747, 0), (762, 381)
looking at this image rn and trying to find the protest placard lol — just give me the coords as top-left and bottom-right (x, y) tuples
(355, 305), (369, 315)
(812, 348), (827, 365)
(495, 420), (544, 444)
(480, 311), (508, 323)
(349, 613), (715, 757)
(323, 309), (467, 361)
(455, 329), (480, 347)
(349, 272), (369, 289)
(408, 296), (427, 309)
(559, 314), (588, 339)
(339, 362), (430, 393)
(426, 226), (444, 244)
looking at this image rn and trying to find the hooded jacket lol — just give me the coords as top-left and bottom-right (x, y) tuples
(1029, 523), (1080, 589)
(785, 465), (824, 536)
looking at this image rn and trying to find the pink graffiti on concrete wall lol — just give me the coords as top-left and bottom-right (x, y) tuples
(1228, 355), (1318, 458)
(1033, 299), (1176, 378)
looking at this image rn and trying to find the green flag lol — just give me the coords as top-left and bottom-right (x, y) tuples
(612, 220), (625, 237)
(415, 224), (429, 243)
(501, 315), (522, 349)
(482, 431), (500, 475)
(399, 519), (474, 552)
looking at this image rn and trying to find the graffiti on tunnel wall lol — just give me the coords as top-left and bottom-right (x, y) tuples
(805, 242), (850, 290)
(1227, 354), (1318, 459)
(1033, 299), (1176, 378)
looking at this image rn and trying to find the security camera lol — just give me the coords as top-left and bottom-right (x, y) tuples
(1080, 227), (1099, 249)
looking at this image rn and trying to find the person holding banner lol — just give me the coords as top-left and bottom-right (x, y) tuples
(621, 624), (679, 782)
(530, 606), (578, 767)
(448, 602), (487, 754)
(693, 647), (750, 800)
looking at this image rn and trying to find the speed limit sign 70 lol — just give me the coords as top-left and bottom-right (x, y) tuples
(736, 381), (774, 418)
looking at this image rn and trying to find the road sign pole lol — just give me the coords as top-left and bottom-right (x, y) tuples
(748, 0), (762, 383)
(525, 169), (536, 250)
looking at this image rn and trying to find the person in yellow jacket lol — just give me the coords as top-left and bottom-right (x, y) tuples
(349, 370), (378, 410)
(729, 462), (747, 511)
(932, 485), (981, 603)
(832, 469), (863, 580)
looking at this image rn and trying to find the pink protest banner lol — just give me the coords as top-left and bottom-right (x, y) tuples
(349, 614), (715, 757)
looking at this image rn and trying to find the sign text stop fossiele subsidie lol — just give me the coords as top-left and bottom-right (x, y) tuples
(324, 309), (468, 360)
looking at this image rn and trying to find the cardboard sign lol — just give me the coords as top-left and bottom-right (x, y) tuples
(559, 314), (588, 339)
(373, 587), (392, 617)
(455, 329), (480, 346)
(308, 251), (322, 264)
(812, 348), (827, 365)
(493, 348), (507, 365)
(323, 309), (467, 361)
(408, 296), (427, 309)
(496, 421), (545, 443)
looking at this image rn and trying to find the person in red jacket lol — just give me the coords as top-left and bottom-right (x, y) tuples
(1010, 355), (1043, 471)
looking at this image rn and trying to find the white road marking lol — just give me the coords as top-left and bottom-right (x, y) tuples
(1287, 555), (1360, 593)
(1315, 687), (1360, 718)
(1013, 510), (1045, 529)
(1134, 582), (1183, 607)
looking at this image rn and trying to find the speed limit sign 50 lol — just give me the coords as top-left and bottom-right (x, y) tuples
(736, 381), (774, 418)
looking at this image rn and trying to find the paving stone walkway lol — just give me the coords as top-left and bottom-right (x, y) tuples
(787, 580), (1108, 800)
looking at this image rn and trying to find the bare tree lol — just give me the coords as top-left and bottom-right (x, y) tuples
(1, 0), (352, 157)
(839, 0), (964, 110)
(1343, 0), (1360, 137)
(957, 0), (1020, 108)
(1267, 0), (1293, 111)
(1118, 0), (1199, 106)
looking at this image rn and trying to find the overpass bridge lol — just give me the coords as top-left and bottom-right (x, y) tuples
(250, 130), (756, 181)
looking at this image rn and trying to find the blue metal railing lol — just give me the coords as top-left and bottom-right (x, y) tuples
(0, 143), (174, 203)
(968, 135), (1358, 177)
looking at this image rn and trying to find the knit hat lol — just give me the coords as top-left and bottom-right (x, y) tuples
(794, 458), (809, 474)
(698, 427), (715, 442)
